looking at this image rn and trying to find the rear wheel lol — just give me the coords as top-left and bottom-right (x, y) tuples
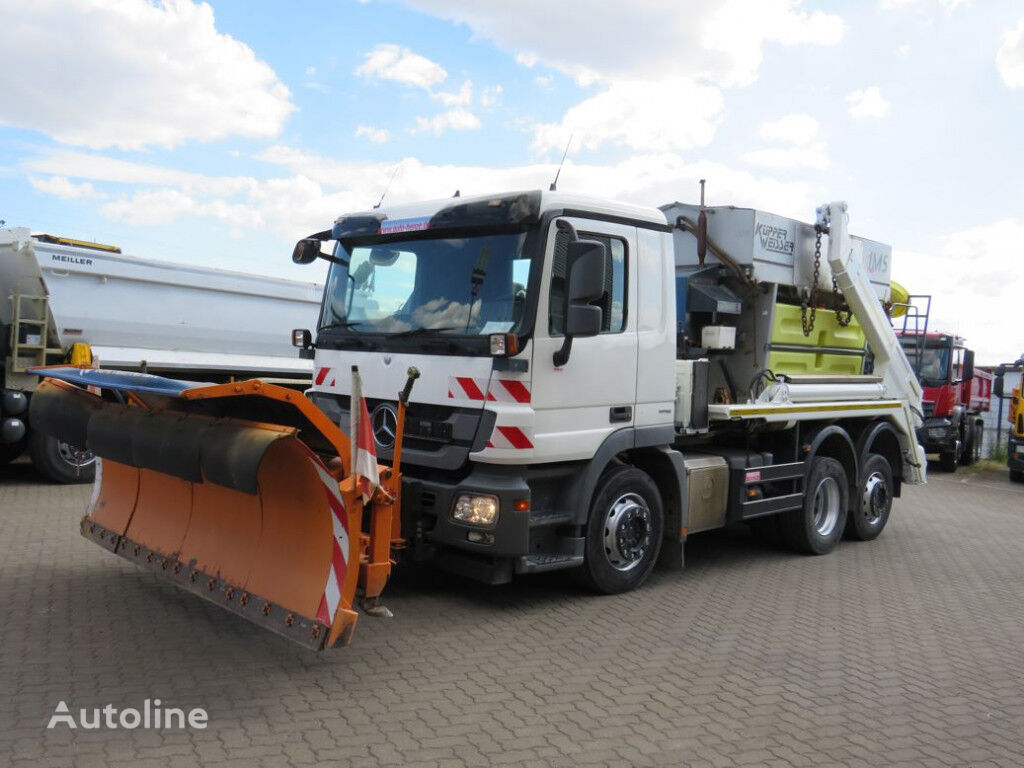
(782, 456), (848, 555)
(845, 454), (893, 541)
(575, 465), (663, 594)
(1011, 469), (1024, 483)
(960, 422), (983, 466)
(28, 431), (95, 484)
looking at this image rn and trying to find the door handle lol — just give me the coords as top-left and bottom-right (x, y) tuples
(609, 406), (632, 423)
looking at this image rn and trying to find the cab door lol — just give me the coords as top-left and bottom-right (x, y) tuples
(530, 217), (638, 461)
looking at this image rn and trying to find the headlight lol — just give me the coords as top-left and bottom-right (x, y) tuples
(927, 427), (947, 438)
(452, 494), (499, 527)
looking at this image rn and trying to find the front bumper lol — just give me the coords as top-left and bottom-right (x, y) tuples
(916, 418), (956, 452)
(399, 462), (585, 584)
(1009, 437), (1024, 472)
(401, 464), (531, 583)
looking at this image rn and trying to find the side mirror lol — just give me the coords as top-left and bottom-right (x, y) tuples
(553, 239), (607, 366)
(292, 328), (312, 349)
(995, 368), (1005, 398)
(962, 349), (975, 382)
(292, 238), (322, 265)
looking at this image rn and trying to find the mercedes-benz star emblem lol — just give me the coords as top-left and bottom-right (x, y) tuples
(370, 403), (398, 450)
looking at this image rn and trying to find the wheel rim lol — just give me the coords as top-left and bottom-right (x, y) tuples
(602, 492), (652, 572)
(58, 441), (95, 469)
(860, 471), (889, 527)
(811, 476), (841, 537)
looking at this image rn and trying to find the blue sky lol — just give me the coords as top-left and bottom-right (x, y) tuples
(1, 0), (1023, 361)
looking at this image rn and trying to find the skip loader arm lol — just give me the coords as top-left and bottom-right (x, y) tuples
(819, 202), (927, 484)
(28, 366), (419, 651)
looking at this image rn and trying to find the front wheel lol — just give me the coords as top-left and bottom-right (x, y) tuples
(781, 456), (848, 555)
(938, 449), (958, 473)
(845, 454), (893, 541)
(28, 431), (95, 484)
(575, 465), (664, 594)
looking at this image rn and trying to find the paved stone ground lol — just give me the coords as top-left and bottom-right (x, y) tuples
(2, 460), (1024, 767)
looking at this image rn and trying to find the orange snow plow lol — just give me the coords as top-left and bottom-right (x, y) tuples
(28, 365), (419, 650)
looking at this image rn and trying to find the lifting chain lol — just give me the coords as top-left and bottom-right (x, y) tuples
(801, 227), (853, 334)
(832, 271), (854, 327)
(800, 229), (822, 336)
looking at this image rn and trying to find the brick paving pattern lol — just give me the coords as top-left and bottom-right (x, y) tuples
(2, 459), (1024, 767)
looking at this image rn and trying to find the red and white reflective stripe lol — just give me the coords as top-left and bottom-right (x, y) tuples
(87, 458), (103, 517)
(309, 460), (350, 627)
(448, 376), (531, 403)
(351, 367), (379, 503)
(485, 425), (534, 450)
(315, 367), (337, 387)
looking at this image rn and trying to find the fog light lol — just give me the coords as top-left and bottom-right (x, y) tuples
(467, 531), (495, 545)
(452, 493), (499, 527)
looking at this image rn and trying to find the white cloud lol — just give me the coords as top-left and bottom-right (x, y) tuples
(846, 87), (891, 119)
(434, 80), (473, 107)
(355, 125), (391, 144)
(742, 146), (829, 171)
(101, 188), (198, 226)
(743, 114), (827, 170)
(397, 1), (844, 88)
(413, 109), (481, 135)
(355, 43), (447, 89)
(0, 0), (294, 150)
(532, 78), (723, 154)
(29, 176), (101, 200)
(997, 18), (1024, 89)
(879, 0), (969, 11)
(481, 85), (503, 108)
(894, 220), (1024, 363)
(396, 2), (842, 156)
(759, 114), (820, 145)
(28, 146), (817, 245)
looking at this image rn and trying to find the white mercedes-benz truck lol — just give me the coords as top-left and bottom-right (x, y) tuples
(291, 190), (925, 593)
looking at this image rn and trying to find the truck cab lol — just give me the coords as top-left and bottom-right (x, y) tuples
(301, 191), (676, 584)
(896, 330), (989, 470)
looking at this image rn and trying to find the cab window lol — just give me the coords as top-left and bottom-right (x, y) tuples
(549, 229), (626, 335)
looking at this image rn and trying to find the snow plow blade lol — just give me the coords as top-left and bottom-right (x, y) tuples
(28, 367), (411, 651)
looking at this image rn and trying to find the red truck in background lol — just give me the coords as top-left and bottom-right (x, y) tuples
(896, 330), (991, 471)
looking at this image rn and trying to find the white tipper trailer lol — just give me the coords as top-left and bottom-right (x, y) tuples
(286, 190), (926, 593)
(0, 228), (323, 483)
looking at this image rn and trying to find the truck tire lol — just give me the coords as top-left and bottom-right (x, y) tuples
(960, 422), (983, 466)
(938, 450), (958, 472)
(574, 465), (664, 594)
(28, 431), (95, 484)
(781, 456), (848, 555)
(1011, 469), (1024, 483)
(845, 454), (892, 541)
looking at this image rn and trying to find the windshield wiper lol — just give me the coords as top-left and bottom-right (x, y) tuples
(318, 320), (366, 332)
(387, 325), (459, 338)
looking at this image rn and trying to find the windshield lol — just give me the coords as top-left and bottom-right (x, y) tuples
(320, 231), (532, 337)
(901, 339), (950, 385)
